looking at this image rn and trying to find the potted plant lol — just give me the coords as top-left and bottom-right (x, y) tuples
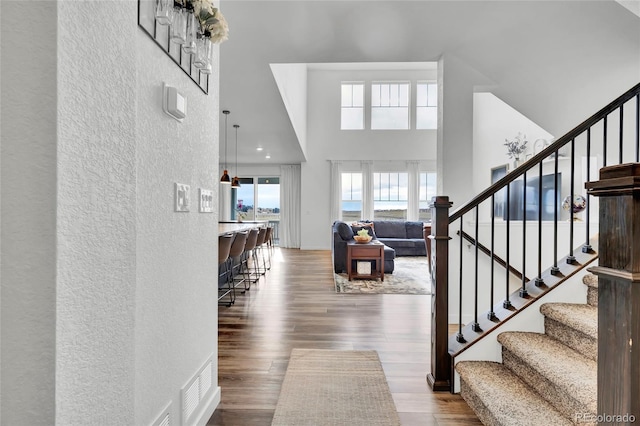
(504, 132), (528, 167)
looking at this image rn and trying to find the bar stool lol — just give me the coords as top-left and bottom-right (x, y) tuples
(241, 228), (260, 285)
(218, 233), (235, 306)
(264, 227), (273, 270)
(228, 231), (249, 294)
(252, 227), (268, 278)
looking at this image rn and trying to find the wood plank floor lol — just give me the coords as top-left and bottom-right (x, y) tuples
(208, 248), (481, 426)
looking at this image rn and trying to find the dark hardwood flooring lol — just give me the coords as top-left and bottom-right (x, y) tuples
(208, 248), (481, 426)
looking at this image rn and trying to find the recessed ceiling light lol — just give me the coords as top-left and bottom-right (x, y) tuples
(256, 147), (263, 151)
(265, 154), (271, 159)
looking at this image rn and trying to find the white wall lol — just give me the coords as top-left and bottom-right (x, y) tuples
(134, 11), (220, 426)
(437, 54), (495, 205)
(302, 68), (438, 249)
(271, 63), (308, 159)
(55, 1), (138, 423)
(473, 93), (554, 197)
(1, 1), (220, 425)
(1, 2), (57, 424)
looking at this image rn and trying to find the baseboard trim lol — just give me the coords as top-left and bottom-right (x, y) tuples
(194, 386), (221, 426)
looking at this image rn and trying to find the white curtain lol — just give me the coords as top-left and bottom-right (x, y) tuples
(407, 160), (420, 221)
(330, 160), (343, 221)
(219, 182), (232, 221)
(280, 165), (301, 248)
(361, 160), (373, 220)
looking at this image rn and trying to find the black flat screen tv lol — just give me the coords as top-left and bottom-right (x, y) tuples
(507, 173), (561, 221)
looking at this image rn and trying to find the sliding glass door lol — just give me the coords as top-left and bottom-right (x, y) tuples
(232, 176), (281, 244)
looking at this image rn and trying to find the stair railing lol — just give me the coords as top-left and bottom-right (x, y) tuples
(427, 82), (640, 393)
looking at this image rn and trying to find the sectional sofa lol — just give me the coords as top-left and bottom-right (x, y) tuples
(331, 220), (428, 274)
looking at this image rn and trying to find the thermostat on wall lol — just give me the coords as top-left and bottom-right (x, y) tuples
(163, 83), (187, 122)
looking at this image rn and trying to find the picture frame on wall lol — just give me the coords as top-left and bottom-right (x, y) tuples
(491, 164), (509, 218)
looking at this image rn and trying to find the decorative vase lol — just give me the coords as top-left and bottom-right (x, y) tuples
(193, 33), (212, 69)
(513, 157), (521, 168)
(182, 4), (197, 54)
(155, 0), (173, 25)
(562, 194), (587, 221)
(169, 5), (187, 45)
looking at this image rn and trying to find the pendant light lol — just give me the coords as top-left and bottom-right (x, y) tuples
(231, 124), (241, 188)
(220, 110), (231, 184)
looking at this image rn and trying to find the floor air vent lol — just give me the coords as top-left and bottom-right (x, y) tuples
(183, 376), (200, 421)
(182, 357), (214, 423)
(152, 405), (171, 426)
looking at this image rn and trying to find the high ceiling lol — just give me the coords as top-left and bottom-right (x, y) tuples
(219, 0), (639, 166)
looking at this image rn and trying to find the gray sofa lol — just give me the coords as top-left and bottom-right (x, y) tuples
(332, 221), (395, 274)
(331, 220), (428, 274)
(370, 220), (427, 257)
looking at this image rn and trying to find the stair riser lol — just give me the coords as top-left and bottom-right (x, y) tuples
(460, 378), (505, 426)
(544, 317), (597, 361)
(502, 349), (596, 425)
(587, 287), (598, 307)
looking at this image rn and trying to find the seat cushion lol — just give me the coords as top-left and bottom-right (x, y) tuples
(383, 246), (396, 261)
(405, 221), (425, 239)
(379, 238), (418, 248)
(374, 221), (407, 239)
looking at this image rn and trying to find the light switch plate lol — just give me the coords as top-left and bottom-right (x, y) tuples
(199, 188), (214, 213)
(175, 183), (190, 212)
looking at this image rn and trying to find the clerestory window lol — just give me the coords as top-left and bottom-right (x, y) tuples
(371, 82), (410, 130)
(341, 83), (365, 130)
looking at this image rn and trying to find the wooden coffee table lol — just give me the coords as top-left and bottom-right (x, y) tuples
(346, 240), (384, 281)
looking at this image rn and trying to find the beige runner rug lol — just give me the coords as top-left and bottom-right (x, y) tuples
(271, 349), (401, 426)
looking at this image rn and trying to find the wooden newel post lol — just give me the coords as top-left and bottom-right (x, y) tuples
(586, 163), (640, 423)
(427, 196), (453, 392)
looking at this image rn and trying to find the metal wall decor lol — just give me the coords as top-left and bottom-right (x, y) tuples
(138, 0), (212, 94)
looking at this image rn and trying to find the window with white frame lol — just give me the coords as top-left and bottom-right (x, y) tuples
(341, 172), (362, 221)
(416, 82), (438, 129)
(341, 83), (364, 130)
(373, 172), (408, 219)
(371, 82), (410, 130)
(419, 172), (437, 221)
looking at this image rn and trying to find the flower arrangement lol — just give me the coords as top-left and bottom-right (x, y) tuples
(504, 132), (528, 159)
(176, 0), (229, 43)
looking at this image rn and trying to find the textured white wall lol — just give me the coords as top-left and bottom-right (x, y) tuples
(2, 1), (220, 424)
(1, 1), (58, 424)
(134, 15), (220, 426)
(55, 1), (137, 424)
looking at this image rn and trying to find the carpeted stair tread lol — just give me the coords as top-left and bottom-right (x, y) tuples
(540, 303), (597, 339)
(456, 361), (572, 426)
(498, 332), (597, 415)
(582, 273), (598, 289)
(583, 273), (599, 307)
(540, 303), (597, 361)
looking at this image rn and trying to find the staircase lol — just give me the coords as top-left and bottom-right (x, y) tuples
(456, 273), (599, 426)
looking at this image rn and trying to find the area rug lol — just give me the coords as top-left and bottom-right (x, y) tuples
(271, 349), (401, 426)
(334, 256), (431, 294)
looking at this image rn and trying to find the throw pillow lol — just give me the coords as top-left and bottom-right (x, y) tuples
(336, 221), (354, 240)
(351, 221), (375, 230)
